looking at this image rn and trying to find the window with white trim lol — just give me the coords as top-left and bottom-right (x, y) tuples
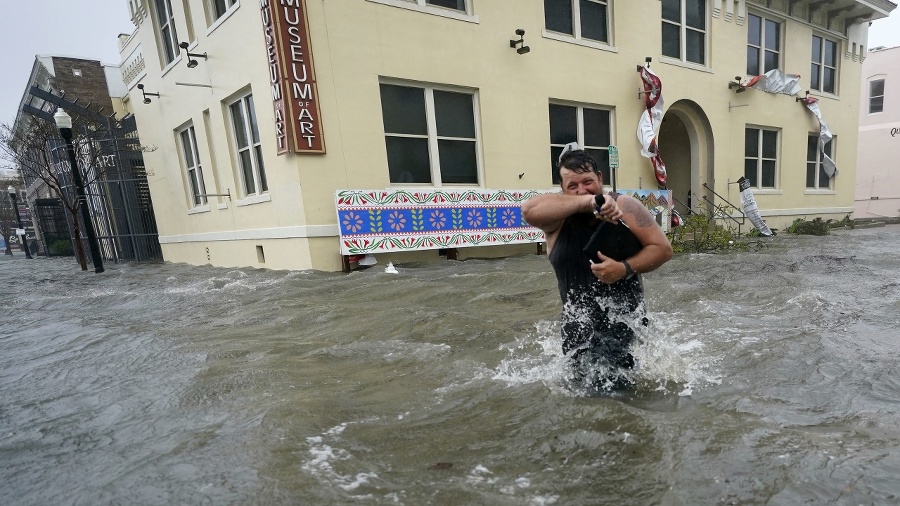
(744, 127), (779, 189)
(806, 134), (834, 190)
(661, 0), (706, 65)
(549, 103), (612, 185)
(379, 82), (480, 186)
(811, 35), (838, 94)
(747, 13), (781, 76)
(544, 0), (610, 44)
(424, 0), (465, 11)
(229, 93), (268, 196)
(869, 78), (885, 114)
(154, 0), (179, 65)
(209, 0), (238, 22)
(178, 125), (208, 207)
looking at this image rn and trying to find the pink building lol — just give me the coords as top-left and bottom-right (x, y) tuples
(856, 45), (900, 219)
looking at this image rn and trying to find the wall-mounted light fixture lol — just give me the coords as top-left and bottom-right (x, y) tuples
(136, 84), (160, 104)
(509, 29), (530, 55)
(727, 76), (747, 93)
(179, 42), (208, 68)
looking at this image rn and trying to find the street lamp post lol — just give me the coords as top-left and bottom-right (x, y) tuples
(6, 186), (33, 259)
(54, 108), (104, 273)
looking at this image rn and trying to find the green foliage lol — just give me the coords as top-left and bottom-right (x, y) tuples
(834, 214), (855, 229)
(49, 239), (74, 256)
(784, 217), (831, 236)
(669, 214), (749, 253)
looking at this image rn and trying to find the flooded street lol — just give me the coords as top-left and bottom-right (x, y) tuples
(2, 225), (900, 505)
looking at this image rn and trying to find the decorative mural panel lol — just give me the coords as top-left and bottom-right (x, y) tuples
(335, 189), (551, 255)
(335, 188), (672, 255)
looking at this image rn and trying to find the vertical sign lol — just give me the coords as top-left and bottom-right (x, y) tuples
(607, 145), (619, 190)
(260, 0), (325, 154)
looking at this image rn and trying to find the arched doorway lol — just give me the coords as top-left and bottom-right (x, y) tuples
(657, 100), (714, 219)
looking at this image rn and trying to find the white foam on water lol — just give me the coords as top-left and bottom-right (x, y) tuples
(302, 422), (382, 495)
(493, 313), (722, 396)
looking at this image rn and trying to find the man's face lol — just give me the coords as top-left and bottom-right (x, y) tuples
(559, 168), (602, 196)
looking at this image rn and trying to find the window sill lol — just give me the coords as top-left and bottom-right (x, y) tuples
(541, 31), (617, 53)
(365, 0), (479, 23)
(809, 90), (839, 100)
(187, 205), (211, 215)
(804, 189), (835, 195)
(751, 189), (782, 195)
(160, 55), (183, 78)
(206, 2), (240, 36)
(659, 56), (713, 74)
(235, 193), (272, 207)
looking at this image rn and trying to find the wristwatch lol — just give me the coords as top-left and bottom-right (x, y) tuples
(622, 260), (635, 280)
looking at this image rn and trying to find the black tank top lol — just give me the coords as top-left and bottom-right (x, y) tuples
(549, 214), (645, 328)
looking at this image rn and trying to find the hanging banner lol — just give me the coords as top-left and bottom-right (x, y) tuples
(636, 63), (667, 187)
(737, 177), (773, 236)
(260, 0), (325, 154)
(741, 68), (802, 95)
(798, 95), (838, 178)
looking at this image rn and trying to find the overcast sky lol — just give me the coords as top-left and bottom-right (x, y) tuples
(0, 1), (898, 132)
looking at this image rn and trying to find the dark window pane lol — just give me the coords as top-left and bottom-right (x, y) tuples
(806, 162), (816, 188)
(764, 20), (779, 51)
(214, 0), (228, 18)
(426, 0), (465, 11)
(181, 130), (194, 167)
(544, 0), (573, 35)
(549, 104), (577, 145)
(583, 108), (610, 147)
(247, 95), (260, 143)
(870, 79), (884, 96)
(662, 22), (681, 58)
(824, 40), (836, 65)
(686, 29), (704, 64)
(240, 150), (254, 193)
(823, 68), (835, 94)
(870, 96), (884, 114)
(256, 146), (267, 191)
(438, 140), (477, 184)
(806, 135), (817, 162)
(764, 50), (779, 72)
(762, 130), (777, 158)
(585, 148), (610, 184)
(744, 159), (758, 186)
(745, 128), (759, 157)
(823, 139), (832, 157)
(819, 165), (830, 187)
(434, 90), (475, 138)
(811, 36), (822, 62)
(761, 160), (776, 187)
(231, 102), (248, 148)
(380, 84), (427, 135)
(811, 63), (820, 90)
(747, 48), (760, 76)
(686, 0), (705, 29)
(748, 14), (761, 46)
(661, 0), (680, 22)
(386, 137), (431, 183)
(580, 0), (608, 42)
(550, 146), (562, 185)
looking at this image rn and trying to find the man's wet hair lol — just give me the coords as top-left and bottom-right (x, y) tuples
(558, 149), (601, 177)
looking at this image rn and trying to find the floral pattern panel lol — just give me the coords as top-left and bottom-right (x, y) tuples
(335, 188), (671, 255)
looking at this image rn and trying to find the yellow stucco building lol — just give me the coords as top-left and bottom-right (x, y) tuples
(120, 0), (895, 271)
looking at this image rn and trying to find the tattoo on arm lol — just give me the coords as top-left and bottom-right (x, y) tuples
(621, 198), (655, 228)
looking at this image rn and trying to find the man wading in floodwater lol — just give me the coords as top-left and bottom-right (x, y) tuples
(522, 143), (673, 389)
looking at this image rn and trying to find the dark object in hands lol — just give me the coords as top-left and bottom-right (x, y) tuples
(582, 219), (642, 262)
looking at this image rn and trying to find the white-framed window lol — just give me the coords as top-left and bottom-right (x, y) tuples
(811, 35), (838, 94)
(422, 0), (466, 11)
(209, 0), (238, 20)
(744, 127), (779, 189)
(806, 134), (834, 190)
(228, 93), (268, 196)
(747, 13), (781, 76)
(365, 0), (474, 20)
(661, 0), (706, 65)
(178, 125), (208, 207)
(549, 102), (613, 185)
(154, 0), (179, 65)
(544, 0), (610, 44)
(379, 82), (480, 186)
(868, 78), (885, 114)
